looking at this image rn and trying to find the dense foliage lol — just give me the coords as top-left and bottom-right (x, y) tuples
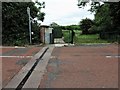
(50, 22), (59, 27)
(50, 22), (62, 38)
(2, 2), (45, 46)
(78, 0), (120, 42)
(50, 22), (80, 30)
(79, 18), (94, 34)
(61, 25), (80, 30)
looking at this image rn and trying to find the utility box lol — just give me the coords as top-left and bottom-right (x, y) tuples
(40, 25), (54, 44)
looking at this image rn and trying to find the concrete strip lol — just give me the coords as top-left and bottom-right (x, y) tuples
(54, 44), (75, 47)
(22, 71), (44, 89)
(4, 69), (29, 89)
(22, 47), (54, 88)
(4, 46), (48, 88)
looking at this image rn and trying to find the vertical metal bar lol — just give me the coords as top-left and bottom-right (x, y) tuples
(69, 30), (70, 45)
(27, 7), (32, 44)
(0, 2), (2, 90)
(29, 13), (32, 44)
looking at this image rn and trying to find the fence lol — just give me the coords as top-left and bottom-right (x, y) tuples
(52, 27), (62, 38)
(99, 31), (120, 43)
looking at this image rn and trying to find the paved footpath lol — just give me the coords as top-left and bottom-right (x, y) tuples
(39, 44), (118, 88)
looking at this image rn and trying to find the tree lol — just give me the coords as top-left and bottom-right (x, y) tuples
(109, 2), (120, 32)
(88, 4), (112, 35)
(79, 18), (94, 34)
(61, 25), (80, 30)
(49, 22), (62, 38)
(78, 0), (120, 41)
(78, 0), (102, 12)
(50, 22), (59, 27)
(2, 2), (45, 45)
(78, 1), (120, 32)
(95, 4), (112, 31)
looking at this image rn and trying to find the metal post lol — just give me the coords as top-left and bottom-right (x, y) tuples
(27, 7), (32, 44)
(69, 30), (70, 46)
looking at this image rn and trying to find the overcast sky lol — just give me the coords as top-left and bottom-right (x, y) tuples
(37, 0), (94, 26)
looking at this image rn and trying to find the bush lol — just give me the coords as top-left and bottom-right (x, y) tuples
(88, 26), (100, 34)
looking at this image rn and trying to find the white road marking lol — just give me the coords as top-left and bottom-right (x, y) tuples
(115, 56), (120, 58)
(106, 55), (120, 58)
(0, 56), (33, 58)
(0, 46), (25, 48)
(106, 56), (112, 58)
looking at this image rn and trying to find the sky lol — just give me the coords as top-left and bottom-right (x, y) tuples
(36, 0), (94, 26)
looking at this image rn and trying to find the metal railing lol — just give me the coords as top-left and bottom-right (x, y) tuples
(99, 31), (120, 43)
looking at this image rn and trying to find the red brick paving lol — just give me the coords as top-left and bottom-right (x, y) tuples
(1, 48), (15, 54)
(1, 47), (42, 88)
(2, 57), (23, 87)
(39, 44), (118, 88)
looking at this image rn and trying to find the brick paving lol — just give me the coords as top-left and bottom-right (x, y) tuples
(39, 44), (118, 88)
(1, 47), (42, 88)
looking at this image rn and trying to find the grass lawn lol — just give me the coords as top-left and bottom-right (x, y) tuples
(74, 34), (108, 44)
(62, 30), (109, 44)
(62, 30), (72, 43)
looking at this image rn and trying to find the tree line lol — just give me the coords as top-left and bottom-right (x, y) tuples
(2, 2), (45, 46)
(2, 1), (120, 45)
(78, 1), (120, 42)
(50, 22), (80, 30)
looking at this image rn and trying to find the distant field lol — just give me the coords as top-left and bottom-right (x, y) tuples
(62, 30), (108, 44)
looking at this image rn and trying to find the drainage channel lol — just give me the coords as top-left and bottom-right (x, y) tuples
(15, 47), (49, 89)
